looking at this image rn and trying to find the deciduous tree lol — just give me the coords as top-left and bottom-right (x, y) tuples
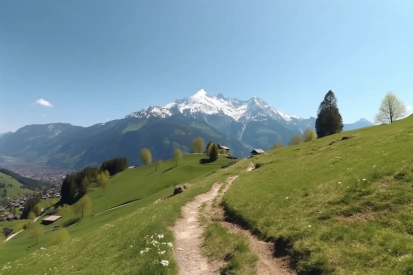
(315, 90), (343, 138)
(374, 92), (407, 124)
(155, 160), (163, 171)
(51, 228), (71, 245)
(289, 135), (303, 146)
(172, 148), (183, 166)
(303, 129), (317, 142)
(140, 148), (152, 165)
(31, 223), (44, 245)
(192, 137), (205, 154)
(76, 195), (92, 219)
(97, 171), (110, 194)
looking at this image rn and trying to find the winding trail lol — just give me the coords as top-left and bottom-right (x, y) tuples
(173, 162), (295, 275)
(4, 215), (43, 242)
(172, 183), (222, 275)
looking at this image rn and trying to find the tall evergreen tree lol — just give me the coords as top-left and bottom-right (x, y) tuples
(315, 91), (343, 138)
(209, 143), (219, 161)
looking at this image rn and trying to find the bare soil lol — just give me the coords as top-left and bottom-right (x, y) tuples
(172, 163), (295, 275)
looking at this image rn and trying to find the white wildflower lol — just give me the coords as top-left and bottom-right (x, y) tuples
(167, 242), (173, 248)
(160, 260), (169, 267)
(159, 251), (166, 255)
(157, 234), (164, 239)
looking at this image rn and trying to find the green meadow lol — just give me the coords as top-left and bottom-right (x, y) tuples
(0, 155), (241, 274)
(0, 172), (33, 200)
(1, 116), (413, 274)
(223, 116), (413, 274)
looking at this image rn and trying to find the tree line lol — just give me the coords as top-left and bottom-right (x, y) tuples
(0, 183), (13, 188)
(60, 157), (128, 205)
(139, 137), (225, 169)
(271, 90), (408, 149)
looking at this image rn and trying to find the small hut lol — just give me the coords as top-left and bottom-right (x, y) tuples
(250, 149), (265, 156)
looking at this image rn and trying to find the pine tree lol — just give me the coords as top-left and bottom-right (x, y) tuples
(315, 91), (343, 138)
(209, 143), (219, 161)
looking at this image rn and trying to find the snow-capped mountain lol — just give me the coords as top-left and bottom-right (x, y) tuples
(126, 106), (172, 119)
(164, 89), (299, 123)
(161, 89), (310, 150)
(123, 89), (372, 151)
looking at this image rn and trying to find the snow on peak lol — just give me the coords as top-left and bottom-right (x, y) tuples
(191, 89), (208, 98)
(163, 89), (301, 123)
(126, 106), (172, 119)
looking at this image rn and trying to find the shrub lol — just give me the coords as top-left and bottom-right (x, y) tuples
(289, 135), (304, 146)
(303, 129), (317, 142)
(51, 228), (71, 245)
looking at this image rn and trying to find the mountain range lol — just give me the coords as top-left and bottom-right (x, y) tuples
(0, 90), (373, 169)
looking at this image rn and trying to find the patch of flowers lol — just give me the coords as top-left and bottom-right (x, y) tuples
(101, 223), (114, 229)
(2, 263), (12, 271)
(140, 233), (174, 267)
(160, 260), (169, 267)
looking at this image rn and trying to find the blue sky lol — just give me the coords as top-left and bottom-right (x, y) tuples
(1, 0), (412, 133)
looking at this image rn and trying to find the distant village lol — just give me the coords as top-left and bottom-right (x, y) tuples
(0, 187), (61, 222)
(0, 156), (72, 185)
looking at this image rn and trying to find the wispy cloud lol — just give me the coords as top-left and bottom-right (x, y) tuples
(42, 114), (47, 117)
(35, 98), (53, 107)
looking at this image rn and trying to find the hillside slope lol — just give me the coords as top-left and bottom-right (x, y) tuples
(0, 155), (239, 274)
(223, 116), (413, 274)
(0, 115), (249, 169)
(0, 172), (34, 200)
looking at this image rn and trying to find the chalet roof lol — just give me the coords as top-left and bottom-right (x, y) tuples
(251, 149), (265, 154)
(3, 228), (13, 235)
(218, 145), (230, 150)
(42, 215), (62, 222)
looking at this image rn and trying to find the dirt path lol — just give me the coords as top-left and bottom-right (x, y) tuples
(173, 162), (295, 275)
(172, 183), (222, 275)
(216, 167), (295, 275)
(4, 215), (43, 242)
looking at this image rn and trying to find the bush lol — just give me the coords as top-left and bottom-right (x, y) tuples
(303, 129), (317, 142)
(271, 142), (284, 150)
(51, 228), (71, 245)
(289, 135), (304, 146)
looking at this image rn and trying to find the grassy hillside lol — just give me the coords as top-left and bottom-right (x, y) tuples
(223, 116), (413, 274)
(0, 172), (33, 200)
(0, 155), (239, 274)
